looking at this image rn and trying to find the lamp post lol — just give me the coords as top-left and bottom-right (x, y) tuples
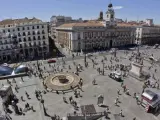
(84, 38), (87, 67)
(102, 60), (104, 75)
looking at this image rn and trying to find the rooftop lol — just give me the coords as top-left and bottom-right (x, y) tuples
(117, 23), (141, 27)
(0, 17), (42, 26)
(58, 21), (104, 28)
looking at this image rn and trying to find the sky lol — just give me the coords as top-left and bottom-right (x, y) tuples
(0, 0), (160, 24)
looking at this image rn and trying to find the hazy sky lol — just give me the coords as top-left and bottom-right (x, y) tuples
(0, 0), (160, 24)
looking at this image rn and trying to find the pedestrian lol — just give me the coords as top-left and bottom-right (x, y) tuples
(135, 96), (139, 104)
(117, 89), (120, 95)
(69, 96), (73, 103)
(21, 96), (24, 102)
(133, 93), (136, 98)
(123, 85), (127, 92)
(25, 91), (30, 99)
(121, 82), (124, 87)
(63, 96), (67, 103)
(92, 79), (96, 85)
(119, 109), (123, 117)
(15, 87), (18, 93)
(115, 99), (118, 106)
(126, 89), (130, 95)
(56, 90), (59, 94)
(31, 106), (35, 112)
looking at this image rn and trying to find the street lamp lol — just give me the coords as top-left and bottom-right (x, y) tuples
(102, 60), (104, 75)
(84, 37), (87, 67)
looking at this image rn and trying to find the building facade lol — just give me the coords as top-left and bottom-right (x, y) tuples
(136, 25), (160, 45)
(50, 15), (83, 41)
(0, 17), (49, 62)
(56, 3), (136, 52)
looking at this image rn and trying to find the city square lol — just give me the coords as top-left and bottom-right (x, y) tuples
(0, 46), (160, 120)
(0, 1), (160, 120)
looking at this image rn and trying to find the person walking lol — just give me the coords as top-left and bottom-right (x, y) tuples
(119, 109), (123, 117)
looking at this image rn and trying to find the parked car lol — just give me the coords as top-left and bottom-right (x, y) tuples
(108, 71), (122, 82)
(47, 59), (56, 63)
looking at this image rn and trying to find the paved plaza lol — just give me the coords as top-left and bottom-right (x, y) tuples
(0, 46), (160, 120)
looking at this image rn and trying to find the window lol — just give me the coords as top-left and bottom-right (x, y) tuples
(42, 30), (45, 34)
(43, 41), (46, 45)
(18, 33), (21, 37)
(32, 31), (35, 35)
(43, 36), (45, 39)
(20, 44), (22, 48)
(39, 41), (41, 45)
(17, 28), (20, 31)
(42, 25), (44, 28)
(29, 43), (32, 47)
(28, 37), (31, 41)
(6, 46), (8, 49)
(37, 26), (39, 29)
(27, 27), (30, 30)
(37, 31), (40, 34)
(34, 42), (36, 46)
(38, 36), (41, 40)
(32, 26), (35, 29)
(8, 29), (10, 32)
(33, 36), (36, 40)
(13, 29), (15, 32)
(5, 40), (7, 44)
(3, 30), (5, 33)
(22, 27), (25, 30)
(19, 38), (22, 42)
(23, 32), (26, 36)
(23, 38), (26, 42)
(28, 32), (30, 35)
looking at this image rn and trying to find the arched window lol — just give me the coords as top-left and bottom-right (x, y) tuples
(32, 31), (35, 35)
(19, 38), (22, 42)
(23, 38), (26, 42)
(29, 43), (32, 47)
(33, 36), (36, 40)
(43, 41), (46, 45)
(37, 31), (40, 34)
(43, 36), (45, 39)
(28, 37), (31, 41)
(42, 30), (45, 34)
(38, 36), (41, 40)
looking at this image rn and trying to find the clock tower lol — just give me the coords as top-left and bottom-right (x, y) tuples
(104, 3), (116, 27)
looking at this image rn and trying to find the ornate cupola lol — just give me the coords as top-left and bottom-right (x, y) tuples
(104, 3), (116, 27)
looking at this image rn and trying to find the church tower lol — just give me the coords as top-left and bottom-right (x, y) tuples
(104, 3), (116, 27)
